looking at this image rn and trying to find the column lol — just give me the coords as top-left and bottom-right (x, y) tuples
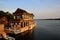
(19, 23), (21, 28)
(14, 16), (15, 19)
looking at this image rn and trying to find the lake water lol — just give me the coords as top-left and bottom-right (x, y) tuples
(15, 20), (60, 40)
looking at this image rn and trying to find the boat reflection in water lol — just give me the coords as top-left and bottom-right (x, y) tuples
(11, 29), (34, 40)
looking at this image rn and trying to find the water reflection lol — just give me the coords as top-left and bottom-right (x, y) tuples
(15, 29), (34, 40)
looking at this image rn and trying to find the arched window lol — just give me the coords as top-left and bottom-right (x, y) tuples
(21, 22), (23, 28)
(24, 22), (25, 27)
(21, 15), (22, 19)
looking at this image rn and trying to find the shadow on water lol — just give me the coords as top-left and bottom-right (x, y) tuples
(1, 29), (34, 40)
(15, 30), (34, 40)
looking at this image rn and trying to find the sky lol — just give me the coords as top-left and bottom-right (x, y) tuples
(0, 0), (60, 19)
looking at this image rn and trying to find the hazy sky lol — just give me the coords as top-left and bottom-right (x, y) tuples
(0, 0), (60, 19)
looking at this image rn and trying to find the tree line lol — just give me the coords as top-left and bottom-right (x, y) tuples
(0, 11), (13, 20)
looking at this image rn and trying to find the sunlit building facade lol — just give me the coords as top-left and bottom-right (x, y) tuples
(9, 8), (35, 30)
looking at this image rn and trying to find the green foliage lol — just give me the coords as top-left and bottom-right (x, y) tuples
(0, 10), (13, 20)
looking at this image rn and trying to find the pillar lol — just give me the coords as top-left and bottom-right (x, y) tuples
(14, 16), (15, 19)
(23, 22), (24, 27)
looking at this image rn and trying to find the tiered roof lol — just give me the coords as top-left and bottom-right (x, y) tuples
(13, 8), (34, 17)
(13, 8), (27, 15)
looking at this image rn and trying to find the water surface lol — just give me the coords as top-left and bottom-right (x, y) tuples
(34, 20), (60, 40)
(16, 20), (60, 40)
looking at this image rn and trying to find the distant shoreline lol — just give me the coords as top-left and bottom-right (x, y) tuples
(34, 19), (60, 20)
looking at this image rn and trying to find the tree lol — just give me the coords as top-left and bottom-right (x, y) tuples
(0, 10), (13, 20)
